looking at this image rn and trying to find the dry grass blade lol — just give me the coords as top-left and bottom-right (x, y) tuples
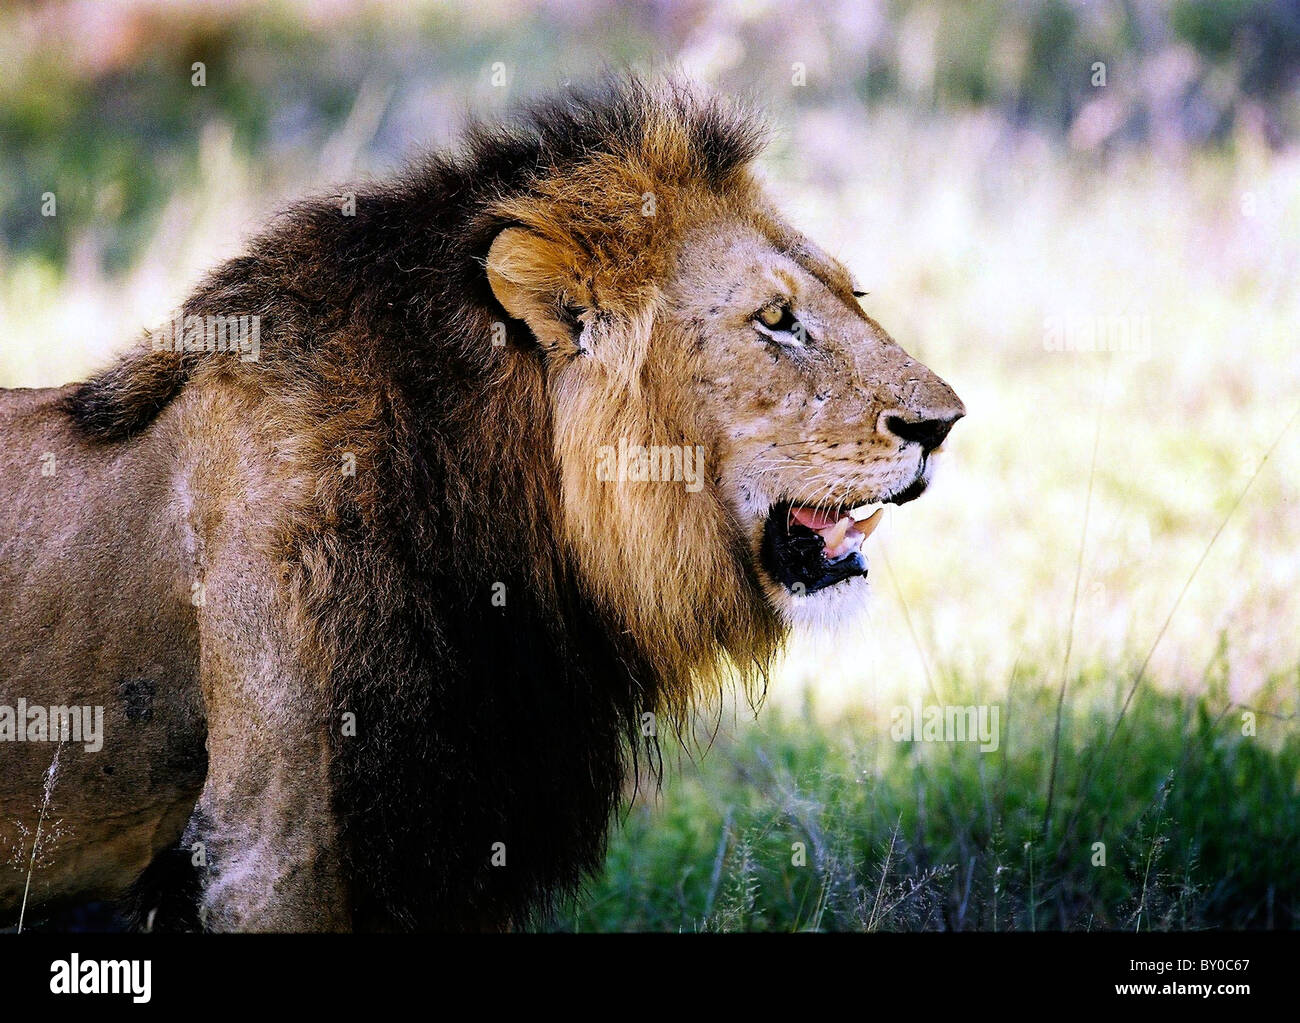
(1043, 358), (1109, 837)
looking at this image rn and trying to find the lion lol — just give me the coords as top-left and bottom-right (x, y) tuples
(0, 78), (962, 931)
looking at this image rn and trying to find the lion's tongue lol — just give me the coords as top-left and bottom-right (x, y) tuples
(789, 507), (842, 531)
(790, 505), (883, 560)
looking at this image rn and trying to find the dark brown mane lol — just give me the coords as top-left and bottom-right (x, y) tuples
(64, 77), (765, 443)
(62, 77), (777, 929)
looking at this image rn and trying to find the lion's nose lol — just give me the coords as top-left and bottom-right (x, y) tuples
(884, 410), (964, 453)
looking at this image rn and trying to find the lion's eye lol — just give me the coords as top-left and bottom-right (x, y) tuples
(754, 302), (803, 341)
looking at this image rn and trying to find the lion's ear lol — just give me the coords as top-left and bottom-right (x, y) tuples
(486, 228), (587, 355)
(486, 227), (651, 383)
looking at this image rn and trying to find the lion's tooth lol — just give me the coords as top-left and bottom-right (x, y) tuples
(857, 507), (884, 538)
(848, 503), (881, 521)
(823, 516), (851, 549)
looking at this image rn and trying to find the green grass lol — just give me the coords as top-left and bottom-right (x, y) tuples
(546, 664), (1300, 931)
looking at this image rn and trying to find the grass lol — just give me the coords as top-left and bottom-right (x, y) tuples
(548, 664), (1300, 932)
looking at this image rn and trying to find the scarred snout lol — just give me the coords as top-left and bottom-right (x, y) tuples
(878, 368), (965, 455)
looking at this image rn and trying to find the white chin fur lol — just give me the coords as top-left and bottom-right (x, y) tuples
(765, 571), (873, 632)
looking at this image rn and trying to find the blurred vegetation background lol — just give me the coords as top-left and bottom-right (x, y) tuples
(2, 0), (1298, 930)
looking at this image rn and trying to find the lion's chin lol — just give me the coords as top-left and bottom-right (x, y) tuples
(774, 571), (873, 630)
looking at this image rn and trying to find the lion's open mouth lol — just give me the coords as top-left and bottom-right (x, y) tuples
(760, 501), (885, 594)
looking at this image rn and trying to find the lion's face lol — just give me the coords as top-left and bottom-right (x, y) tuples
(660, 215), (964, 622)
(486, 192), (962, 659)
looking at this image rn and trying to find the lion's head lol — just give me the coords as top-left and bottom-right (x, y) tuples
(481, 80), (963, 693)
(665, 216), (965, 616)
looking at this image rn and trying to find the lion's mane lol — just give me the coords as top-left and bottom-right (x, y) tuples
(65, 78), (783, 928)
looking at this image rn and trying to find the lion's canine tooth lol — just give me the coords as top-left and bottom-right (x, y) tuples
(857, 507), (884, 538)
(824, 516), (851, 549)
(848, 503), (881, 521)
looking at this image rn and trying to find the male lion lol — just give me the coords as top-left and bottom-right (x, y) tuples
(0, 79), (962, 931)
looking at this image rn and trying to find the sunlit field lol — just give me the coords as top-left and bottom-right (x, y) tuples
(2, 0), (1297, 930)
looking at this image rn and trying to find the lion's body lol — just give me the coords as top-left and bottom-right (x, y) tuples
(0, 388), (205, 910)
(0, 241), (655, 930)
(0, 79), (961, 930)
